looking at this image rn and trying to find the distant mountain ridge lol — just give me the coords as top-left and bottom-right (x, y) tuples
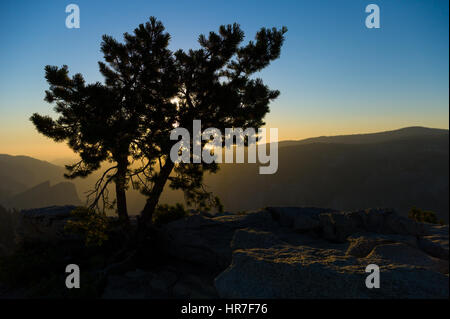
(0, 154), (66, 188)
(0, 127), (448, 220)
(278, 126), (449, 147)
(0, 155), (81, 210)
(2, 181), (81, 210)
(204, 126), (449, 222)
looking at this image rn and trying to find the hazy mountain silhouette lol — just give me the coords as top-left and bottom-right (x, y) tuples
(0, 155), (66, 188)
(279, 126), (449, 146)
(0, 127), (448, 222)
(204, 127), (449, 222)
(0, 155), (81, 210)
(2, 181), (81, 210)
(0, 175), (26, 202)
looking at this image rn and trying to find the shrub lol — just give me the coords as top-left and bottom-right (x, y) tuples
(0, 206), (15, 254)
(408, 207), (440, 224)
(65, 207), (110, 247)
(0, 241), (105, 297)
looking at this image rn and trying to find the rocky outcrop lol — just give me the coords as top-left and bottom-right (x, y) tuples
(12, 205), (446, 299)
(346, 233), (418, 257)
(156, 206), (449, 299)
(211, 208), (449, 299)
(318, 208), (426, 242)
(159, 210), (276, 272)
(418, 224), (449, 260)
(215, 231), (448, 298)
(102, 267), (218, 299)
(267, 206), (333, 230)
(15, 205), (77, 245)
(366, 243), (448, 274)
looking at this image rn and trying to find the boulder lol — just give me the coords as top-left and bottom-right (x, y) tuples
(418, 225), (449, 260)
(366, 243), (448, 274)
(215, 230), (449, 298)
(152, 207), (450, 299)
(160, 210), (277, 271)
(346, 233), (417, 258)
(383, 212), (425, 236)
(102, 270), (157, 299)
(318, 209), (425, 242)
(162, 207), (428, 269)
(319, 211), (361, 242)
(293, 214), (321, 232)
(231, 229), (286, 250)
(102, 268), (218, 299)
(172, 274), (218, 299)
(15, 205), (77, 245)
(267, 207), (332, 230)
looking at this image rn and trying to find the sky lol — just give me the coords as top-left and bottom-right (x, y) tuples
(0, 0), (448, 161)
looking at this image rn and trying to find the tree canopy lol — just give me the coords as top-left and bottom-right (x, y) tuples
(31, 17), (287, 227)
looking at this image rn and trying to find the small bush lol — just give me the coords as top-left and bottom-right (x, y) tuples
(65, 207), (110, 247)
(0, 237), (110, 297)
(0, 243), (105, 298)
(0, 206), (15, 254)
(153, 203), (189, 225)
(408, 207), (440, 224)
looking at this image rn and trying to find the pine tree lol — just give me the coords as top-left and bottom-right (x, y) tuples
(31, 17), (287, 229)
(30, 17), (178, 222)
(137, 21), (287, 226)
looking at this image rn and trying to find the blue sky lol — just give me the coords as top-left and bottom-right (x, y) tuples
(0, 0), (448, 160)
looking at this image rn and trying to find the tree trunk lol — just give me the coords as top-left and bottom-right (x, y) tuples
(140, 160), (175, 227)
(115, 158), (129, 222)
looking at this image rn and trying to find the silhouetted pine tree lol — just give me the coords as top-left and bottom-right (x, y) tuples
(30, 18), (178, 222)
(31, 17), (287, 229)
(138, 20), (287, 226)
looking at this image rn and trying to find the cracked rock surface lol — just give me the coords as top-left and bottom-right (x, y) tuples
(100, 207), (449, 299)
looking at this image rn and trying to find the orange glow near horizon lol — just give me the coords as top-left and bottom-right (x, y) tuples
(1, 114), (448, 163)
